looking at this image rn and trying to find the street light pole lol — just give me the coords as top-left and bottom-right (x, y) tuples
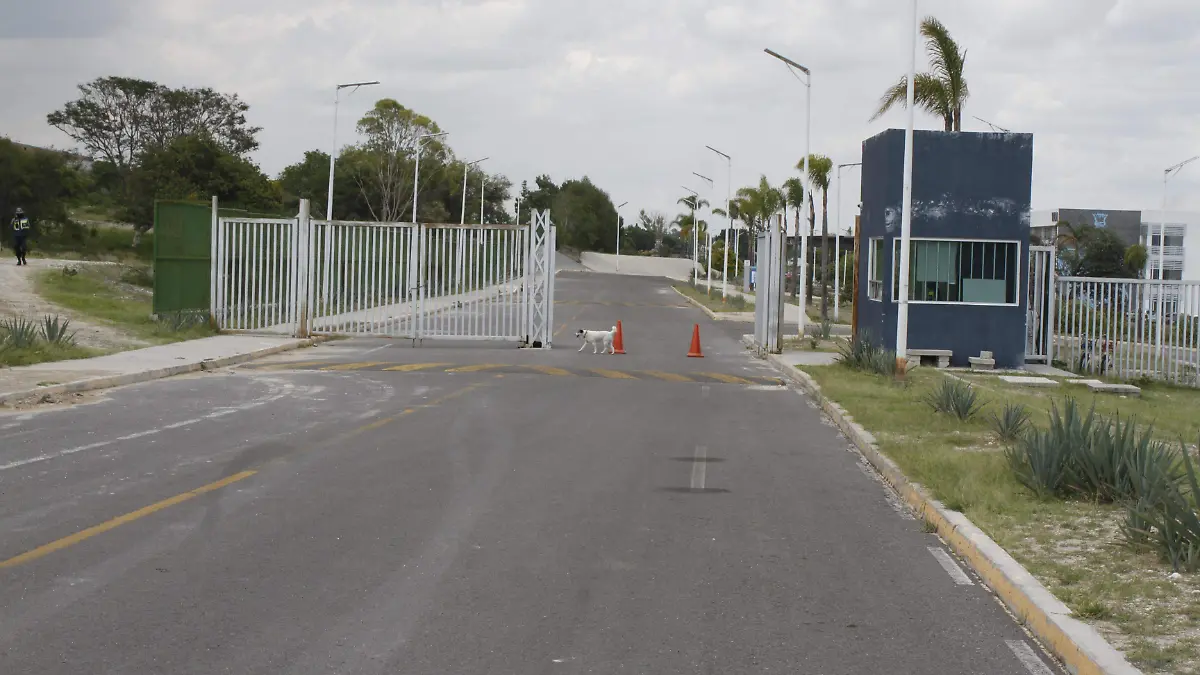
(835, 162), (862, 322)
(411, 131), (450, 223)
(765, 48), (811, 338)
(705, 145), (732, 301)
(615, 201), (628, 270)
(895, 0), (919, 371)
(460, 157), (489, 225)
(682, 186), (699, 284)
(326, 80), (379, 221)
(694, 172), (714, 294)
(1156, 155), (1200, 367)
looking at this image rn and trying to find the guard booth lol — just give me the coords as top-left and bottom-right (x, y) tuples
(855, 129), (1035, 369)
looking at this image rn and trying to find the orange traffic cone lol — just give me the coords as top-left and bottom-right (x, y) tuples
(687, 324), (704, 358)
(612, 320), (626, 354)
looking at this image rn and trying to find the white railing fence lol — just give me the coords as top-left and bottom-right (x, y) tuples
(211, 199), (555, 347)
(1053, 277), (1200, 386)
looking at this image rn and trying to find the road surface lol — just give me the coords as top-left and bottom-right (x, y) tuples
(0, 271), (1061, 674)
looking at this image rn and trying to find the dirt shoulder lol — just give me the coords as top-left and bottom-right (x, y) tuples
(0, 258), (149, 352)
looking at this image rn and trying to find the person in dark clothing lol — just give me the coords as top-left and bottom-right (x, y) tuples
(11, 207), (30, 266)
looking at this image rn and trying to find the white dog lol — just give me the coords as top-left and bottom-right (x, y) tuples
(575, 326), (616, 354)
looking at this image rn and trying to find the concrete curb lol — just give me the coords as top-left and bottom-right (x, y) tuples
(0, 337), (324, 408)
(670, 286), (753, 323)
(763, 353), (1143, 675)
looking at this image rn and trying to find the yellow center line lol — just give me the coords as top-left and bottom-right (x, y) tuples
(527, 365), (574, 377)
(446, 363), (504, 373)
(642, 370), (695, 383)
(320, 362), (388, 371)
(589, 368), (639, 380)
(381, 363), (453, 372)
(701, 372), (753, 385)
(0, 380), (488, 571)
(0, 470), (257, 570)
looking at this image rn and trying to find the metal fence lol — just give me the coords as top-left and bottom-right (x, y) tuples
(210, 199), (556, 346)
(1054, 276), (1200, 386)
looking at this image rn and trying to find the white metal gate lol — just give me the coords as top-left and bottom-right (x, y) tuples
(1026, 245), (1056, 363)
(211, 200), (556, 347)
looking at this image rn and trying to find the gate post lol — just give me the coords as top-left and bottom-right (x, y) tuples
(293, 199), (312, 338)
(209, 196), (218, 326)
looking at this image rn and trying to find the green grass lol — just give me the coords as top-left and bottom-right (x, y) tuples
(0, 342), (98, 368)
(34, 267), (216, 345)
(802, 365), (1200, 673)
(673, 283), (751, 312)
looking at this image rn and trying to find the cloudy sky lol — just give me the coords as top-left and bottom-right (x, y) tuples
(2, 0), (1199, 234)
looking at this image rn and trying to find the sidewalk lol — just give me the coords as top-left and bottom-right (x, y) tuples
(0, 335), (316, 406)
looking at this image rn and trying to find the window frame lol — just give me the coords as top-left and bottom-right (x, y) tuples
(890, 237), (1023, 307)
(867, 237), (884, 302)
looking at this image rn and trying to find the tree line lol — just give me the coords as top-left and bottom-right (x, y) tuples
(2, 75), (655, 257)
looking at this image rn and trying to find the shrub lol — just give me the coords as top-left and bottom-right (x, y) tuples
(819, 318), (833, 340)
(40, 314), (77, 347)
(836, 331), (898, 377)
(155, 310), (209, 333)
(923, 378), (985, 421)
(0, 316), (40, 348)
(1122, 438), (1200, 572)
(1005, 398), (1094, 499)
(729, 294), (746, 310)
(120, 264), (154, 288)
(990, 402), (1031, 442)
(1005, 397), (1185, 507)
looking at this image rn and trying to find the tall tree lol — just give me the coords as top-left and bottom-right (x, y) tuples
(869, 17), (969, 131)
(637, 209), (670, 252)
(47, 76), (261, 176)
(352, 99), (445, 222)
(799, 155), (833, 318)
(123, 133), (281, 235)
(551, 177), (617, 252)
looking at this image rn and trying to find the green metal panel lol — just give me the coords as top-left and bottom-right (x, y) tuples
(153, 200), (212, 315)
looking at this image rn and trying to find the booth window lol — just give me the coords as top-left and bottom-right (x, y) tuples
(891, 239), (1019, 305)
(867, 238), (885, 301)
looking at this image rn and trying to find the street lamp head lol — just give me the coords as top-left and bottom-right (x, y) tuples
(693, 172), (714, 186)
(617, 201), (628, 208)
(764, 48), (810, 75)
(468, 156), (489, 166)
(420, 131), (450, 141)
(704, 145), (731, 161)
(337, 80), (380, 90)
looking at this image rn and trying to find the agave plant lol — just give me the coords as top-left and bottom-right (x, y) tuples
(990, 402), (1031, 442)
(0, 316), (40, 349)
(1121, 437), (1200, 572)
(40, 314), (77, 347)
(923, 378), (985, 421)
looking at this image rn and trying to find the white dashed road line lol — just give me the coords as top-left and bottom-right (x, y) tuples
(927, 546), (974, 585)
(1006, 639), (1057, 674)
(690, 445), (707, 490)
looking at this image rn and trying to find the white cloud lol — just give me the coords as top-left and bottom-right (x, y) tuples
(3, 0), (1200, 225)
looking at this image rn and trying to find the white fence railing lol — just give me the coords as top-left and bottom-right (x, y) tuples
(1054, 276), (1200, 386)
(211, 199), (555, 346)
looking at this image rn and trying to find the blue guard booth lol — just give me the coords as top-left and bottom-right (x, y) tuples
(856, 129), (1034, 369)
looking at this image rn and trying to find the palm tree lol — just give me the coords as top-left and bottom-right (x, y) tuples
(870, 17), (969, 131)
(782, 177), (805, 297)
(799, 154), (833, 319)
(733, 176), (784, 267)
(676, 194), (710, 247)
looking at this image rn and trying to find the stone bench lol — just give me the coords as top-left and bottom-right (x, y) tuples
(907, 349), (952, 369)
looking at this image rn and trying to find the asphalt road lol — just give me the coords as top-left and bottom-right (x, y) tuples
(0, 271), (1061, 674)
